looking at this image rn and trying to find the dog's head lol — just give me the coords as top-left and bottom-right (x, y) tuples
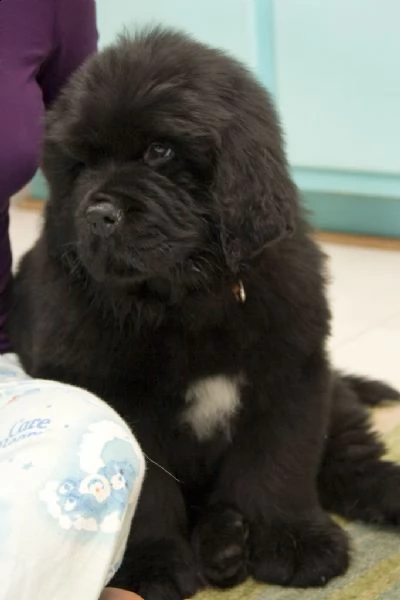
(43, 29), (297, 295)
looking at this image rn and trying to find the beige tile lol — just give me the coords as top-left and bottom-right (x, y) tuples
(323, 242), (400, 348)
(9, 205), (42, 267)
(380, 313), (400, 332)
(331, 327), (400, 391)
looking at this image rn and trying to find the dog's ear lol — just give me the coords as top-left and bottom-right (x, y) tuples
(213, 98), (298, 272)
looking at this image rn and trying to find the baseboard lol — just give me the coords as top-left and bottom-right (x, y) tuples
(315, 231), (400, 251)
(14, 195), (45, 211)
(302, 190), (400, 238)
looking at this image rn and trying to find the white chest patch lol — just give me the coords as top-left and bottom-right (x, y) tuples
(182, 375), (242, 441)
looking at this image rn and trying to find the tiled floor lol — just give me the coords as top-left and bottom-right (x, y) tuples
(9, 203), (400, 391)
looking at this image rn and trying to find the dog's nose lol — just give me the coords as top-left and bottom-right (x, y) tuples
(85, 201), (122, 239)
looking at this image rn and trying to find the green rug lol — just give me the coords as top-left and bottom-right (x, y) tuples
(195, 406), (400, 600)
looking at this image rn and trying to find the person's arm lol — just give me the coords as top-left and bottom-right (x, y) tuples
(37, 0), (98, 107)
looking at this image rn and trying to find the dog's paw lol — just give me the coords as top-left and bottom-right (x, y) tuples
(112, 537), (199, 600)
(193, 506), (249, 588)
(250, 513), (349, 588)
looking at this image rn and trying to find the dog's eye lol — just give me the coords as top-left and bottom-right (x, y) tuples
(144, 142), (175, 166)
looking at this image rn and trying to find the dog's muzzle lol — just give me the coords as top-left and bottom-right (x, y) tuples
(85, 196), (123, 239)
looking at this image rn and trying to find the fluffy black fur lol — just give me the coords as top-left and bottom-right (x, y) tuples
(9, 29), (400, 599)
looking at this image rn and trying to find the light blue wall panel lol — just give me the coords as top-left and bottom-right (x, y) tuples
(30, 0), (399, 236)
(96, 0), (261, 73)
(274, 0), (400, 175)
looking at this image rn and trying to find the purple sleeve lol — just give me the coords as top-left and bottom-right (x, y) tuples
(38, 0), (98, 107)
(0, 0), (98, 353)
(0, 211), (12, 353)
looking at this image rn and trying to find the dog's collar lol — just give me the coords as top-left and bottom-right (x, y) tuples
(232, 280), (246, 304)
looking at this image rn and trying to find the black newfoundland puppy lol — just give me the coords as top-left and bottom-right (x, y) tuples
(10, 29), (400, 599)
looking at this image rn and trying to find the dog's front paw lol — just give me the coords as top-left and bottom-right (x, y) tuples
(112, 537), (199, 600)
(193, 506), (249, 588)
(250, 513), (349, 588)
